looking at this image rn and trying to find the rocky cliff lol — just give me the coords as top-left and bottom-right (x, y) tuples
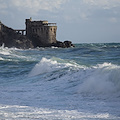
(0, 22), (74, 49)
(0, 23), (34, 49)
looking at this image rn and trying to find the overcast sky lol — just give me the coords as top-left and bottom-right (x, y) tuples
(0, 0), (120, 43)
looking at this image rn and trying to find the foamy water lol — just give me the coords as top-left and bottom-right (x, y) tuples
(0, 43), (120, 119)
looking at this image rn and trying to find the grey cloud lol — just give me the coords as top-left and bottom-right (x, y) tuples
(10, 0), (68, 15)
(83, 0), (120, 9)
(0, 0), (68, 15)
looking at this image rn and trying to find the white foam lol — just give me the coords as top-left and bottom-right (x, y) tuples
(28, 57), (82, 77)
(28, 58), (120, 99)
(77, 63), (120, 96)
(28, 58), (120, 96)
(28, 57), (61, 77)
(0, 104), (117, 120)
(0, 48), (11, 55)
(0, 46), (37, 62)
(0, 57), (4, 60)
(51, 46), (58, 49)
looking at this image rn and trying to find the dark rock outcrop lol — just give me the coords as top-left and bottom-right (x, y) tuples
(64, 41), (75, 48)
(52, 41), (74, 48)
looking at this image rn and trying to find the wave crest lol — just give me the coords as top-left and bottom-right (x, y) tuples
(28, 57), (81, 77)
(78, 63), (120, 96)
(28, 57), (120, 97)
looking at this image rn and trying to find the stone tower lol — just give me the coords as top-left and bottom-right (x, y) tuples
(25, 18), (57, 47)
(0, 21), (2, 31)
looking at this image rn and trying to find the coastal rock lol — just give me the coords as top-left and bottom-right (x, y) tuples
(0, 23), (34, 49)
(64, 41), (75, 48)
(52, 41), (66, 48)
(0, 19), (74, 49)
(51, 41), (74, 48)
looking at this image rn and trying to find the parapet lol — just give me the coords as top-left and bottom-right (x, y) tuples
(26, 18), (56, 26)
(42, 20), (48, 24)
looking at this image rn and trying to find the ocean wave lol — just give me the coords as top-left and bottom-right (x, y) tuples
(28, 57), (82, 77)
(77, 63), (120, 96)
(0, 43), (120, 119)
(0, 46), (37, 62)
(28, 57), (120, 97)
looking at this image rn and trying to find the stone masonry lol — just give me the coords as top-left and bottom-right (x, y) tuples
(0, 18), (74, 48)
(26, 18), (57, 47)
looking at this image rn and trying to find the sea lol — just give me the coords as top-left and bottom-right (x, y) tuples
(0, 43), (120, 120)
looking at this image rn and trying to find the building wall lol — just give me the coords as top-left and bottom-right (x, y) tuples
(26, 18), (57, 46)
(0, 22), (2, 31)
(26, 19), (32, 37)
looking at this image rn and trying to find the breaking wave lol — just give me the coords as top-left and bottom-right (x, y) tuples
(28, 57), (120, 98)
(78, 63), (120, 96)
(0, 43), (120, 119)
(28, 57), (82, 77)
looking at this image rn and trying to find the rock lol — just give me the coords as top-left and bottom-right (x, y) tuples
(52, 41), (66, 48)
(64, 41), (75, 48)
(0, 23), (34, 49)
(0, 21), (74, 49)
(51, 41), (74, 48)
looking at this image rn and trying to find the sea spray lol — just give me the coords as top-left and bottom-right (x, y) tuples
(28, 57), (120, 98)
(0, 43), (120, 119)
(28, 57), (82, 77)
(78, 63), (120, 96)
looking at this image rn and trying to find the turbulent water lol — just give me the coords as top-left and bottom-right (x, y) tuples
(0, 43), (120, 120)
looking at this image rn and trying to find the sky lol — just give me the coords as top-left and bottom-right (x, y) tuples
(0, 0), (120, 43)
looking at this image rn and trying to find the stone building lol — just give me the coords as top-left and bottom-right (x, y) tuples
(0, 21), (1, 31)
(0, 21), (3, 31)
(26, 18), (57, 47)
(0, 18), (74, 48)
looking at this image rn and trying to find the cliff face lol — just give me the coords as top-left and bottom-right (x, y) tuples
(0, 21), (74, 49)
(0, 23), (34, 49)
